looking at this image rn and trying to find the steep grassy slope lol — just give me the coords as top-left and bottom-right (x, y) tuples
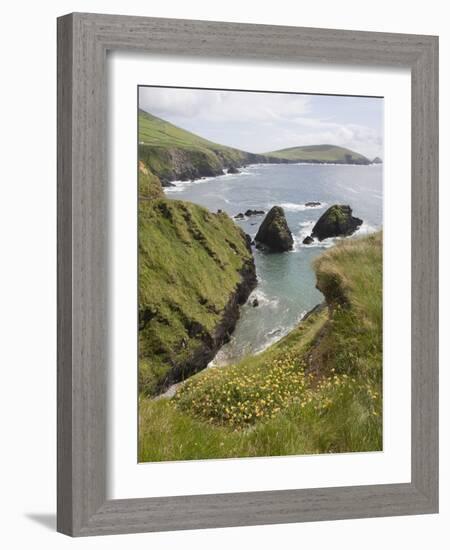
(265, 144), (371, 164)
(139, 232), (383, 460)
(139, 109), (242, 152)
(138, 160), (164, 199)
(139, 198), (256, 396)
(139, 110), (265, 182)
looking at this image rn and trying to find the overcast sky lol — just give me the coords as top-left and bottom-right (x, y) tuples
(139, 87), (383, 159)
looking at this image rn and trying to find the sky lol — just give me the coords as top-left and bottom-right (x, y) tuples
(139, 86), (383, 159)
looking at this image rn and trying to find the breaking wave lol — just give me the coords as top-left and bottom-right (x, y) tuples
(277, 202), (326, 212)
(246, 289), (279, 309)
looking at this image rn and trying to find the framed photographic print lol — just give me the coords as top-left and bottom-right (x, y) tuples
(57, 13), (438, 536)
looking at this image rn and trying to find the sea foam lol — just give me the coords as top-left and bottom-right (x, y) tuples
(277, 202), (326, 212)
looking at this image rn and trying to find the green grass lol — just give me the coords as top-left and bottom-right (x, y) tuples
(174, 308), (326, 428)
(265, 144), (370, 164)
(139, 232), (383, 461)
(314, 232), (383, 380)
(139, 197), (253, 395)
(139, 109), (240, 152)
(138, 160), (164, 199)
(139, 110), (253, 180)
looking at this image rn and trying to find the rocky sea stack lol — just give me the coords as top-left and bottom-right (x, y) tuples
(310, 204), (362, 241)
(255, 206), (294, 252)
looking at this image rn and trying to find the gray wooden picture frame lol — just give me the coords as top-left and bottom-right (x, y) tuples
(57, 12), (439, 537)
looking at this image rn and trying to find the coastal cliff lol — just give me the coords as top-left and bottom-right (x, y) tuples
(139, 197), (256, 396)
(139, 109), (270, 184)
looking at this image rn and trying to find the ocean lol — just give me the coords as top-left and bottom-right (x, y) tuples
(165, 162), (383, 366)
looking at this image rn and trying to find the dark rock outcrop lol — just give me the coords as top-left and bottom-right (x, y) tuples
(305, 201), (321, 207)
(255, 206), (294, 252)
(310, 205), (362, 241)
(302, 236), (314, 245)
(234, 209), (265, 219)
(245, 209), (265, 217)
(160, 179), (176, 188)
(372, 157), (383, 164)
(227, 166), (240, 174)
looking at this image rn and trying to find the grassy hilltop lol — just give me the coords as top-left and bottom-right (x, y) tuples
(265, 144), (371, 164)
(139, 232), (383, 461)
(139, 109), (244, 155)
(139, 110), (265, 183)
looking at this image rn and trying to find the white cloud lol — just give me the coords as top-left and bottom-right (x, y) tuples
(139, 88), (311, 123)
(139, 87), (383, 159)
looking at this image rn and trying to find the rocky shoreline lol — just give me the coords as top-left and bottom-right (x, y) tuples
(142, 150), (375, 187)
(161, 156), (375, 185)
(141, 147), (274, 186)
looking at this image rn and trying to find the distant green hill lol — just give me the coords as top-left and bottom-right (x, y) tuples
(265, 144), (370, 164)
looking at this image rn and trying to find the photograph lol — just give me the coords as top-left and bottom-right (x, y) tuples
(137, 85), (384, 462)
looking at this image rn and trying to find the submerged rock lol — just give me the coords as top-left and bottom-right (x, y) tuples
(252, 298), (259, 307)
(255, 206), (294, 252)
(234, 209), (265, 219)
(311, 204), (362, 241)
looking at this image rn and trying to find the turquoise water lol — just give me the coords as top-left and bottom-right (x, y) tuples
(165, 163), (383, 365)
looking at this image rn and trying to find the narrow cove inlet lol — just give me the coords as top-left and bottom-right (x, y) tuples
(165, 162), (382, 369)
